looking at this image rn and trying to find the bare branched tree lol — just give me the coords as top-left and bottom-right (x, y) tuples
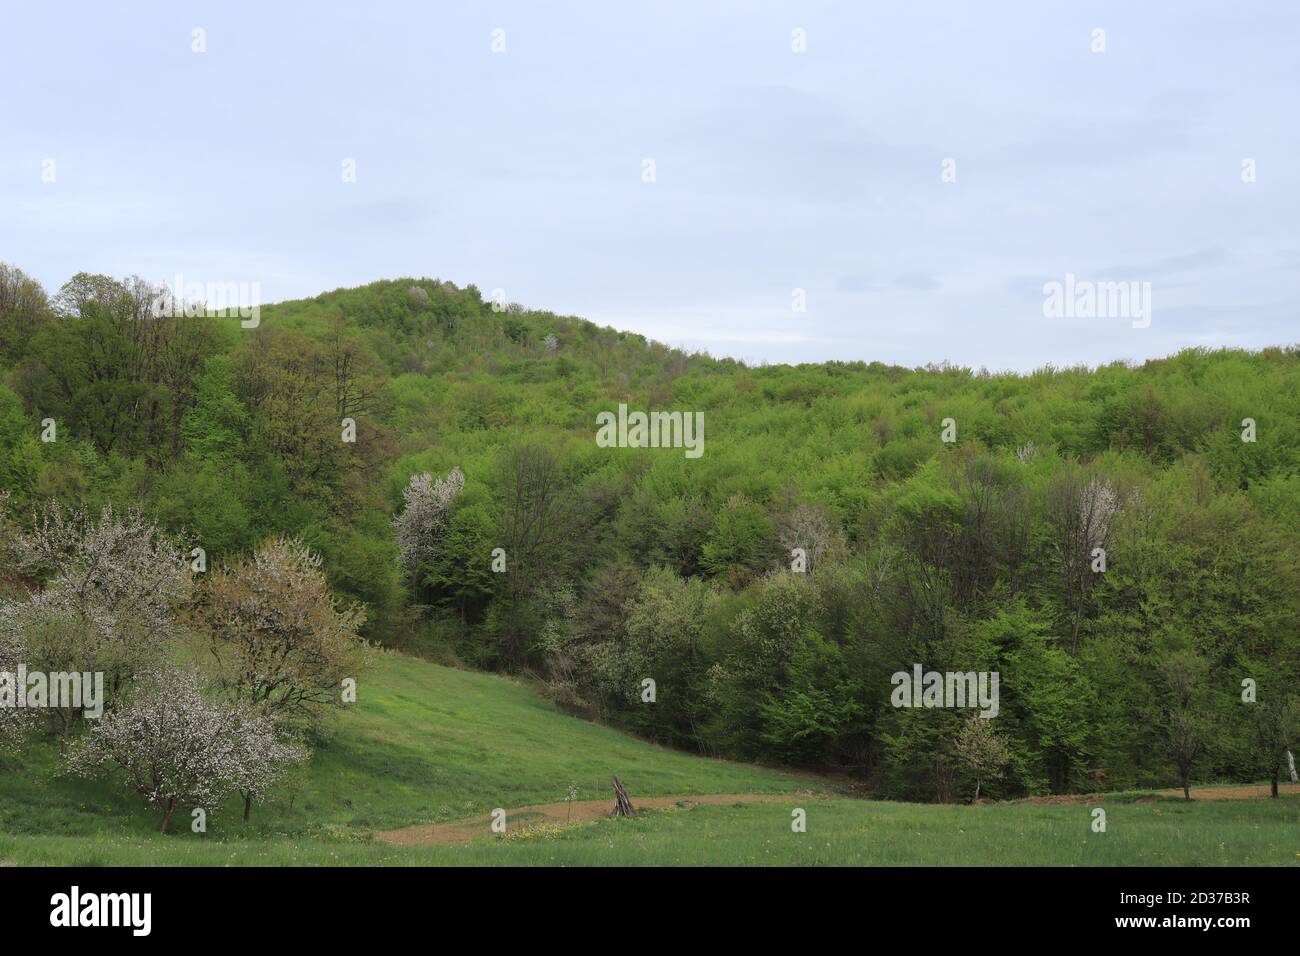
(775, 501), (842, 575)
(1158, 650), (1209, 800)
(200, 537), (366, 721)
(1047, 467), (1122, 654)
(495, 445), (576, 664)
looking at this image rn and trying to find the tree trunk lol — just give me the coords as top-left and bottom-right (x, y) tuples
(1271, 766), (1279, 799)
(160, 797), (175, 834)
(244, 793), (253, 822)
(610, 775), (636, 817)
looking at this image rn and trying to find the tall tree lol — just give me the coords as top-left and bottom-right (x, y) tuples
(200, 537), (366, 720)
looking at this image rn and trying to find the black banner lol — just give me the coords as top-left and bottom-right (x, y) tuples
(0, 866), (1285, 941)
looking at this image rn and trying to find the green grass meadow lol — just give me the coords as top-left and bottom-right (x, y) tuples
(1, 650), (1295, 866)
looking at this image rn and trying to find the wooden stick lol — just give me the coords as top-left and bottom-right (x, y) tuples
(610, 775), (637, 817)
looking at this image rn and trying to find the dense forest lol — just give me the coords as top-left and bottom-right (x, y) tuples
(1, 262), (1296, 802)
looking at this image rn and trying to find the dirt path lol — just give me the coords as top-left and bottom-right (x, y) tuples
(1018, 782), (1300, 805)
(374, 793), (805, 847)
(375, 782), (1296, 847)
(1153, 783), (1300, 801)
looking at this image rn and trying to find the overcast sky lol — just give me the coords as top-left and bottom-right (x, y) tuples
(3, 1), (1296, 370)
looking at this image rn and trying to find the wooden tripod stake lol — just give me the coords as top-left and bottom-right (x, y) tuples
(610, 775), (636, 817)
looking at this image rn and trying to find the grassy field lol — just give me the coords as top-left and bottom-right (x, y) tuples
(0, 650), (1295, 866)
(0, 649), (812, 863)
(413, 796), (1300, 867)
(3, 794), (1295, 867)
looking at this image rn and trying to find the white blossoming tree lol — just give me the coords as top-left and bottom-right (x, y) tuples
(14, 502), (191, 640)
(0, 608), (37, 752)
(0, 490), (19, 597)
(11, 502), (191, 665)
(393, 466), (464, 581)
(0, 493), (42, 750)
(0, 700), (34, 753)
(65, 666), (304, 833)
(231, 731), (309, 823)
(1, 500), (191, 748)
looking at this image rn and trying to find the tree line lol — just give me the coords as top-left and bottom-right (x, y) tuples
(1, 262), (1296, 802)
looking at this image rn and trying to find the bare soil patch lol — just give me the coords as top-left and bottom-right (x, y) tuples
(374, 792), (810, 847)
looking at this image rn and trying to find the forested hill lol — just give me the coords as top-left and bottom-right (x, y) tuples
(1, 263), (1297, 800)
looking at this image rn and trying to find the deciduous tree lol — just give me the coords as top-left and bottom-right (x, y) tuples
(200, 537), (366, 720)
(66, 666), (302, 833)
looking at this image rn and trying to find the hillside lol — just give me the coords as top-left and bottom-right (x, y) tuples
(0, 647), (813, 864)
(0, 265), (1298, 805)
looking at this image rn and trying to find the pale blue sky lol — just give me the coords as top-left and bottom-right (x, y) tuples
(2, 1), (1296, 369)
